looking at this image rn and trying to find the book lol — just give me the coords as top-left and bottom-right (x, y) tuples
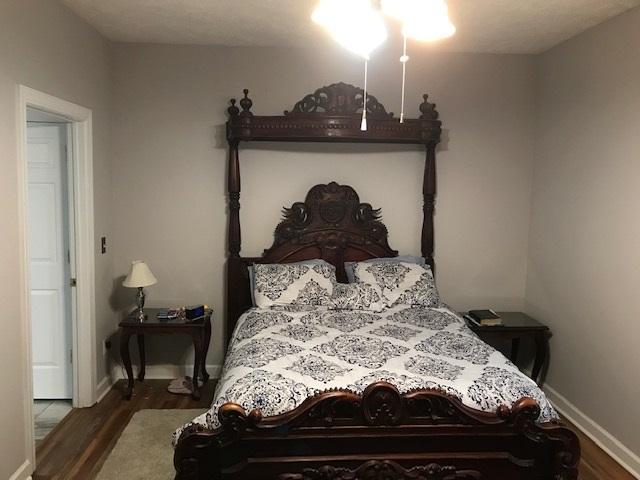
(156, 309), (181, 320)
(463, 314), (480, 326)
(467, 309), (502, 326)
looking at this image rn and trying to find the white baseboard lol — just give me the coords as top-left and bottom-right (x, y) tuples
(9, 459), (32, 480)
(94, 364), (222, 404)
(96, 374), (114, 403)
(109, 364), (222, 381)
(544, 384), (640, 478)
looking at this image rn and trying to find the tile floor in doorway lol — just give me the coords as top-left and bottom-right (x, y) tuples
(34, 400), (73, 445)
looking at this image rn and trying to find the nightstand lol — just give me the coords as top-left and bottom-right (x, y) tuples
(118, 308), (212, 400)
(465, 312), (550, 386)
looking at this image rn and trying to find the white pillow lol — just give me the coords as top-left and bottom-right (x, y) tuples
(353, 261), (440, 308)
(344, 255), (426, 283)
(253, 262), (336, 308)
(329, 282), (385, 312)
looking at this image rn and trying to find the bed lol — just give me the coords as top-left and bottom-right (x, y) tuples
(173, 83), (580, 479)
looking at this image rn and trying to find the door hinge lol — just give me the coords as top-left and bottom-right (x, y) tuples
(69, 348), (73, 364)
(70, 278), (77, 287)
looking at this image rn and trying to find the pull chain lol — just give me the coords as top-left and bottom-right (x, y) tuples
(400, 33), (409, 124)
(361, 59), (369, 131)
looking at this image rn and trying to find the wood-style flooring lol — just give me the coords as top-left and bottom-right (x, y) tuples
(34, 380), (215, 479)
(33, 379), (634, 479)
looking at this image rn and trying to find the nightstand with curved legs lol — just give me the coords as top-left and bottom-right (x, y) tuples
(118, 308), (212, 400)
(465, 311), (550, 386)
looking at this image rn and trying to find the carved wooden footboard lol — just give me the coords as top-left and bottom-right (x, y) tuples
(173, 382), (579, 480)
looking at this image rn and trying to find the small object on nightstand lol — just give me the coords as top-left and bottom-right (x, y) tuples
(185, 305), (205, 320)
(156, 308), (181, 320)
(467, 309), (502, 326)
(122, 261), (157, 322)
(465, 311), (551, 386)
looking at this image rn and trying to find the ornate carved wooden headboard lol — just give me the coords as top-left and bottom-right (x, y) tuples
(267, 182), (398, 271)
(225, 83), (442, 342)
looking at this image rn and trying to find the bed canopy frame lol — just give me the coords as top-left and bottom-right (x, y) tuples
(225, 82), (441, 341)
(173, 82), (579, 480)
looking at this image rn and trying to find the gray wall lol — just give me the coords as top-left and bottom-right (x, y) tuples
(527, 6), (640, 458)
(109, 43), (537, 370)
(3, 2), (639, 475)
(0, 1), (113, 477)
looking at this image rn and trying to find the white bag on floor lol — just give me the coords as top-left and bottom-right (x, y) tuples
(167, 376), (201, 395)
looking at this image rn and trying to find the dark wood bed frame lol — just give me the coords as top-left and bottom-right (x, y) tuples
(174, 83), (580, 479)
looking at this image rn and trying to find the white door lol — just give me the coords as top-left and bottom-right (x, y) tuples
(28, 124), (73, 399)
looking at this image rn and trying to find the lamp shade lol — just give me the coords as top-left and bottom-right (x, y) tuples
(122, 261), (157, 288)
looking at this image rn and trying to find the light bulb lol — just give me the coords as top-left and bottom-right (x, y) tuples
(312, 0), (387, 59)
(382, 0), (456, 42)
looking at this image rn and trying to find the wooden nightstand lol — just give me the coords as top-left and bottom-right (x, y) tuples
(465, 312), (550, 386)
(118, 308), (212, 400)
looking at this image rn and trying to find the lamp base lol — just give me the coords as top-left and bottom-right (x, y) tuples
(136, 287), (146, 322)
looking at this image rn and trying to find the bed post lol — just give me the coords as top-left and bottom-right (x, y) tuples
(420, 94), (440, 273)
(226, 96), (243, 344)
(228, 140), (241, 258)
(422, 145), (436, 272)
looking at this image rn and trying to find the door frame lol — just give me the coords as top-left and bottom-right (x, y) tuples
(16, 85), (96, 467)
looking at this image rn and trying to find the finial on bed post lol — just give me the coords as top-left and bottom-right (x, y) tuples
(419, 94), (439, 120)
(239, 89), (253, 116)
(228, 98), (240, 117)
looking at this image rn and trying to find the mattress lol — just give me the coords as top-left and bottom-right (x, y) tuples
(174, 304), (557, 444)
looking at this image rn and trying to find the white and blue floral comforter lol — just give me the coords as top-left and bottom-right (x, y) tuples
(174, 305), (557, 444)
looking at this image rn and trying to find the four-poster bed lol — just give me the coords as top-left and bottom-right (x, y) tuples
(224, 83), (440, 342)
(173, 83), (579, 479)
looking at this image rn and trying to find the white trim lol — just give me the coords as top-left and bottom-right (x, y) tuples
(110, 364), (222, 381)
(16, 85), (97, 471)
(96, 375), (114, 403)
(98, 364), (221, 404)
(9, 460), (32, 480)
(544, 384), (640, 478)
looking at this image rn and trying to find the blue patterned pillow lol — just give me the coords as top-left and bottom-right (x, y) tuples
(253, 261), (336, 308)
(353, 261), (439, 308)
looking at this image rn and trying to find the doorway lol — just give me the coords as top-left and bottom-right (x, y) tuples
(17, 86), (97, 471)
(27, 109), (75, 442)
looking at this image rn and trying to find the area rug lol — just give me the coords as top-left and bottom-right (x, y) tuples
(96, 409), (206, 480)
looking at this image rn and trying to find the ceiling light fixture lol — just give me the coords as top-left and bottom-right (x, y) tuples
(312, 0), (387, 131)
(383, 0), (455, 123)
(382, 0), (456, 42)
(312, 0), (455, 127)
(312, 0), (387, 61)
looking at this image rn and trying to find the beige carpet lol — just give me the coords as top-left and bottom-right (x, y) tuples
(96, 409), (206, 480)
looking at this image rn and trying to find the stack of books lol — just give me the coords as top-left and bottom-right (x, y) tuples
(464, 309), (503, 326)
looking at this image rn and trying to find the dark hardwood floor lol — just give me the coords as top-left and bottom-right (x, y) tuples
(34, 380), (216, 479)
(33, 379), (633, 479)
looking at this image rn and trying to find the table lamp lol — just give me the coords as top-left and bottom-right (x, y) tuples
(123, 261), (157, 321)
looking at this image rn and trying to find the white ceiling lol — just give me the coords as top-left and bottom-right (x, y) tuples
(63, 0), (640, 54)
